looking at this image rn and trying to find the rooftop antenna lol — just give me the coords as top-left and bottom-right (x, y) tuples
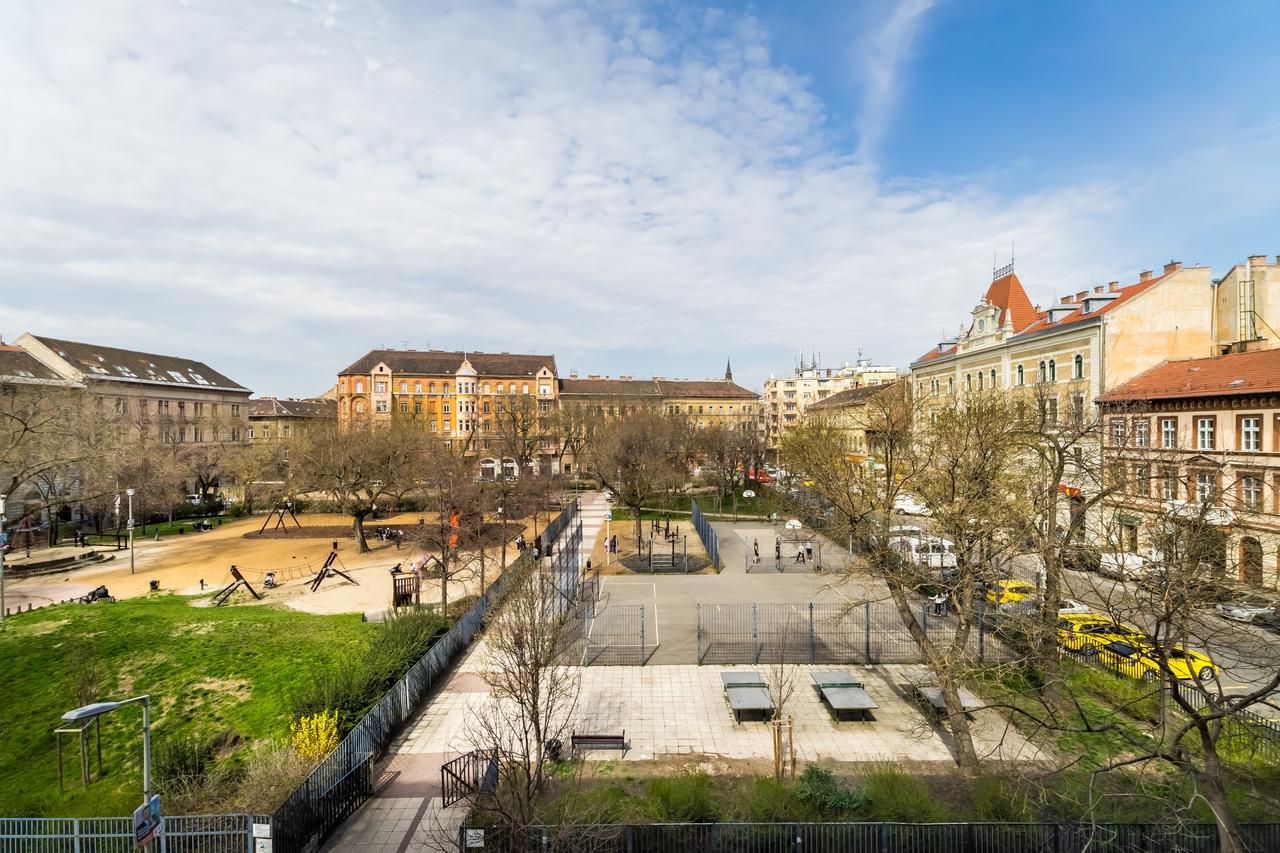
(401, 340), (409, 350)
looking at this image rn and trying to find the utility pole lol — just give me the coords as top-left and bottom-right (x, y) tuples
(127, 488), (135, 575)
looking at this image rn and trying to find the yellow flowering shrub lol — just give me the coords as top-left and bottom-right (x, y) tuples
(290, 709), (339, 762)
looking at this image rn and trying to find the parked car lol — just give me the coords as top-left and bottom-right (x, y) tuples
(1057, 612), (1146, 652)
(1097, 553), (1149, 581)
(986, 579), (1037, 607)
(1061, 545), (1101, 573)
(1097, 640), (1218, 682)
(1214, 594), (1280, 626)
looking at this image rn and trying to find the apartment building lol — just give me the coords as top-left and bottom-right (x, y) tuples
(248, 397), (337, 444)
(763, 355), (897, 446)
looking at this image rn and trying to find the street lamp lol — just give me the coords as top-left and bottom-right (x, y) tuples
(126, 488), (135, 575)
(61, 694), (152, 803)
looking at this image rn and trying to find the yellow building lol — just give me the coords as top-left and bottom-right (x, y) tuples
(802, 382), (898, 462)
(336, 348), (560, 469)
(558, 371), (760, 430)
(248, 397), (337, 445)
(764, 355), (898, 447)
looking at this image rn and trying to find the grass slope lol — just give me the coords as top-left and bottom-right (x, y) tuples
(0, 596), (375, 816)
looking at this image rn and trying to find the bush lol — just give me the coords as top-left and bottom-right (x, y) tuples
(227, 740), (312, 813)
(969, 775), (1032, 822)
(644, 773), (719, 822)
(290, 710), (339, 761)
(794, 765), (869, 819)
(292, 608), (447, 727)
(860, 763), (944, 822)
(735, 776), (821, 822)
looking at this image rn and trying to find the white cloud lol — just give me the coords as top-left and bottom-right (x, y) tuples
(0, 0), (1126, 395)
(853, 0), (937, 160)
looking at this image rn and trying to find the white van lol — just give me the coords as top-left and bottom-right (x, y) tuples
(889, 534), (958, 570)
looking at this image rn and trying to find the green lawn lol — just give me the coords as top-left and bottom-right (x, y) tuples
(0, 596), (376, 816)
(66, 516), (235, 547)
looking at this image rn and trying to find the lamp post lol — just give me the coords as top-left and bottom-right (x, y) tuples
(61, 694), (152, 803)
(126, 488), (135, 575)
(0, 492), (8, 624)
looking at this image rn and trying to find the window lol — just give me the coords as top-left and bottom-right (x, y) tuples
(947, 377), (954, 394)
(429, 382), (437, 394)
(1041, 398), (1057, 425)
(1134, 419), (1149, 448)
(509, 383), (516, 394)
(443, 384), (451, 395)
(430, 420), (437, 432)
(1110, 418), (1126, 445)
(400, 401), (408, 413)
(375, 400), (388, 413)
(1195, 471), (1215, 504)
(399, 382), (408, 393)
(1196, 417), (1215, 450)
(483, 401), (491, 414)
(1242, 476), (1263, 511)
(521, 383), (530, 394)
(414, 382), (422, 394)
(355, 380), (364, 393)
(990, 369), (997, 388)
(1161, 417), (1177, 449)
(414, 402), (422, 414)
(482, 384), (490, 394)
(1048, 359), (1057, 382)
(539, 384), (551, 396)
(374, 381), (387, 393)
(1135, 465), (1151, 497)
(443, 403), (451, 414)
(1108, 463), (1128, 491)
(1016, 365), (1024, 386)
(976, 372), (983, 390)
(1073, 354), (1083, 380)
(1240, 416), (1261, 451)
(1038, 361), (1047, 383)
(1162, 469), (1179, 501)
(966, 374), (973, 392)
(496, 383), (505, 394)
(1071, 395), (1084, 424)
(354, 400), (366, 414)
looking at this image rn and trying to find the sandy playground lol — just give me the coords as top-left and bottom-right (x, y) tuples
(5, 510), (540, 618)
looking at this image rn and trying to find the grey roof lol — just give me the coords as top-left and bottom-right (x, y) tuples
(248, 397), (338, 419)
(806, 381), (897, 411)
(0, 346), (69, 383)
(340, 349), (557, 378)
(31, 336), (248, 392)
(560, 377), (758, 400)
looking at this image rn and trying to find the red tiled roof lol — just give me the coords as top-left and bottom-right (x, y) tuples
(984, 272), (1039, 332)
(1097, 348), (1280, 401)
(913, 345), (955, 364)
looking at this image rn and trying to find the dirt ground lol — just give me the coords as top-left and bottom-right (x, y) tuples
(5, 511), (539, 617)
(586, 517), (712, 576)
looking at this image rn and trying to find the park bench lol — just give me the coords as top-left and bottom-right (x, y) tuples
(571, 730), (627, 755)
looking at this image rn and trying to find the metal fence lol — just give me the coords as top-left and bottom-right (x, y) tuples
(0, 814), (271, 853)
(548, 518), (584, 618)
(269, 500), (581, 853)
(696, 602), (1015, 665)
(461, 821), (1280, 853)
(691, 499), (720, 570)
(570, 603), (649, 665)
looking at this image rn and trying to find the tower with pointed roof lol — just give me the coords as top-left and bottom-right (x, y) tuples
(724, 358), (733, 383)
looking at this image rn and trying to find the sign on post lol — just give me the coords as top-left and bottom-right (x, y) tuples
(132, 795), (161, 848)
(465, 827), (485, 848)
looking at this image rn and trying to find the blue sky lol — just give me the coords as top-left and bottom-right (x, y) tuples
(2, 1), (1277, 395)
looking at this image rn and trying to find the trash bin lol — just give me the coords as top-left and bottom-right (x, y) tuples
(149, 579), (160, 591)
(545, 738), (563, 762)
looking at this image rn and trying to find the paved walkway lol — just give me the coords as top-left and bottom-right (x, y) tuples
(321, 493), (610, 853)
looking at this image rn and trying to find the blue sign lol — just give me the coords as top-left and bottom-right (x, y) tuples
(133, 795), (161, 848)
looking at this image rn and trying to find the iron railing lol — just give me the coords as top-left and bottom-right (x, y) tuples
(696, 601), (1014, 665)
(691, 499), (720, 570)
(269, 501), (580, 853)
(462, 820), (1280, 853)
(0, 813), (271, 853)
(441, 749), (498, 808)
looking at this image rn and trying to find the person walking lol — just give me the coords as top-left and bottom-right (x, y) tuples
(795, 546), (805, 564)
(932, 591), (947, 616)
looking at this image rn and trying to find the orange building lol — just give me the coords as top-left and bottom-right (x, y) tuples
(336, 348), (559, 467)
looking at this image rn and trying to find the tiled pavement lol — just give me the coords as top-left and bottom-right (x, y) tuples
(322, 497), (1044, 851)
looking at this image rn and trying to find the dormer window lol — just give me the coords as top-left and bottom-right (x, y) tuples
(978, 319), (985, 332)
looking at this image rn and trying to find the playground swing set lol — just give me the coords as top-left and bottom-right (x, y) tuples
(212, 549), (362, 605)
(258, 501), (303, 535)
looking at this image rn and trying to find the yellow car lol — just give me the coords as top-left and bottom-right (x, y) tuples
(987, 579), (1036, 606)
(1056, 613), (1147, 652)
(1097, 641), (1218, 682)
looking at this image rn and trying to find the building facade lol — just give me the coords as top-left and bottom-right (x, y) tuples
(14, 333), (251, 446)
(801, 382), (898, 464)
(557, 375), (760, 429)
(248, 397), (337, 445)
(1097, 348), (1280, 588)
(764, 356), (897, 447)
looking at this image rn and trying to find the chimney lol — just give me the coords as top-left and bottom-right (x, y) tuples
(1139, 269), (1153, 282)
(1074, 290), (1088, 302)
(569, 369), (578, 379)
(1093, 285), (1104, 294)
(1108, 281), (1119, 291)
(1249, 254), (1267, 268)
(588, 374), (600, 380)
(1163, 260), (1182, 274)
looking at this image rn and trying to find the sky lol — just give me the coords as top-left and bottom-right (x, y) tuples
(3, 0), (1278, 396)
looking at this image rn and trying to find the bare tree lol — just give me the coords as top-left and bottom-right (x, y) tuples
(411, 441), (485, 614)
(587, 412), (684, 547)
(466, 560), (582, 836)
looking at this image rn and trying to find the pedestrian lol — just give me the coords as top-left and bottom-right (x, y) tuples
(932, 591), (947, 616)
(610, 534), (618, 553)
(774, 538), (781, 560)
(795, 546), (805, 564)
(805, 543), (814, 562)
(753, 538), (759, 558)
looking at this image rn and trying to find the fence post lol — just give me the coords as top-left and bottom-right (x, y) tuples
(864, 601), (872, 662)
(792, 822), (802, 852)
(541, 826), (550, 852)
(73, 818), (81, 853)
(922, 601), (929, 634)
(696, 604), (702, 663)
(640, 605), (646, 660)
(752, 602), (760, 664)
(808, 603), (816, 664)
(625, 825), (634, 853)
(879, 821), (890, 853)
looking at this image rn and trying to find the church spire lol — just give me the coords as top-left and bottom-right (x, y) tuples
(724, 357), (733, 383)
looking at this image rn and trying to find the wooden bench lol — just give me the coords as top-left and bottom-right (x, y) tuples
(571, 731), (627, 755)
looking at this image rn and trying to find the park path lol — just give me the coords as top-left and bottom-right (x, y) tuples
(320, 492), (610, 853)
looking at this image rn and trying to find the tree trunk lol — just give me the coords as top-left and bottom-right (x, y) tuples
(1199, 766), (1245, 853)
(352, 512), (369, 553)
